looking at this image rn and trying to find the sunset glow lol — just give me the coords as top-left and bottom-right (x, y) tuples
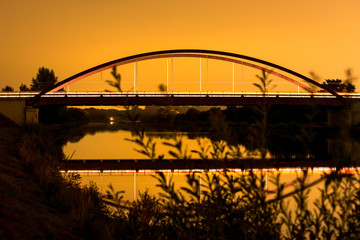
(1, 0), (360, 91)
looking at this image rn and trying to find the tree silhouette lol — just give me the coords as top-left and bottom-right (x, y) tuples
(30, 67), (58, 91)
(1, 85), (14, 92)
(316, 68), (357, 93)
(19, 83), (30, 91)
(318, 79), (355, 93)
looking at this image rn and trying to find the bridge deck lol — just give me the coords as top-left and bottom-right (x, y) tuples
(0, 92), (350, 106)
(34, 96), (345, 106)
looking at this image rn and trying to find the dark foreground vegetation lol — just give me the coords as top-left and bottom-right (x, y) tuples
(0, 122), (110, 239)
(1, 111), (360, 239)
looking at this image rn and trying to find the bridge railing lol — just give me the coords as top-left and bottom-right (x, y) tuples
(37, 91), (341, 99)
(1, 91), (360, 99)
(0, 92), (39, 98)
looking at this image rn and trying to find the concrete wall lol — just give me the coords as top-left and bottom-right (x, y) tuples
(327, 100), (360, 162)
(0, 100), (39, 125)
(351, 100), (360, 162)
(25, 107), (39, 125)
(0, 99), (27, 125)
(351, 101), (360, 127)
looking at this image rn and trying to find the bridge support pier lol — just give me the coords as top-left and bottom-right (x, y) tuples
(25, 107), (39, 125)
(328, 101), (360, 163)
(0, 99), (26, 126)
(0, 99), (38, 126)
(328, 108), (353, 162)
(350, 101), (360, 162)
(351, 101), (360, 127)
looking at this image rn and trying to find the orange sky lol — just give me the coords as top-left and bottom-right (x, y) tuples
(1, 0), (360, 92)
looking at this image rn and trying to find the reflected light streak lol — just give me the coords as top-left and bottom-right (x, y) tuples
(61, 167), (360, 175)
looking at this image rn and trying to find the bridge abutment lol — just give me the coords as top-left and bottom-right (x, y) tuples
(351, 101), (360, 162)
(327, 100), (360, 162)
(351, 101), (360, 127)
(328, 108), (353, 161)
(0, 99), (38, 125)
(25, 107), (39, 125)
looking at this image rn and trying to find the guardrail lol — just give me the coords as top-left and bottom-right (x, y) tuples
(0, 92), (38, 98)
(1, 91), (360, 99)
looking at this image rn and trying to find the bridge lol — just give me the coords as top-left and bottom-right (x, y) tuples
(25, 92), (351, 106)
(1, 49), (358, 125)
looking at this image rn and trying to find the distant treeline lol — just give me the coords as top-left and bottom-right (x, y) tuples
(40, 104), (337, 159)
(39, 104), (330, 125)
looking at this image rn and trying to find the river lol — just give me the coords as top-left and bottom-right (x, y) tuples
(64, 127), (209, 160)
(62, 123), (338, 203)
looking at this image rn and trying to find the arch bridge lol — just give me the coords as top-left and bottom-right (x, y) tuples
(4, 49), (355, 125)
(29, 49), (344, 106)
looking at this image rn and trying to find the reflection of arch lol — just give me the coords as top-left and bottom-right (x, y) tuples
(34, 49), (342, 99)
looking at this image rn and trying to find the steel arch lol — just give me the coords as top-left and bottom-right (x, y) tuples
(33, 49), (343, 100)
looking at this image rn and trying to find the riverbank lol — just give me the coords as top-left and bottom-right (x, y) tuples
(0, 115), (111, 239)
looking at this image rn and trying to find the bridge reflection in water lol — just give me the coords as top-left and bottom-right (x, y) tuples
(60, 158), (344, 172)
(60, 123), (360, 203)
(62, 167), (351, 203)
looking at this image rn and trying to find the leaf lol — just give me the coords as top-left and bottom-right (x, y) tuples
(253, 83), (264, 92)
(163, 141), (176, 147)
(180, 187), (199, 200)
(134, 149), (149, 156)
(168, 150), (180, 159)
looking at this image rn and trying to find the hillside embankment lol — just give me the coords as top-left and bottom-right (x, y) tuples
(0, 114), (110, 239)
